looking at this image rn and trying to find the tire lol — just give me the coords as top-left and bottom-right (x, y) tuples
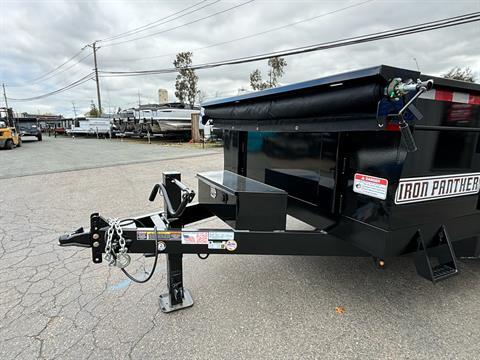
(5, 139), (14, 150)
(37, 134), (43, 141)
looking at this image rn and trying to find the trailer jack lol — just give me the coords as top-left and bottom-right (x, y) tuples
(160, 254), (194, 313)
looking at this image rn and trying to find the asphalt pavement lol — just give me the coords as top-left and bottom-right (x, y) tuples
(0, 135), (218, 179)
(1, 136), (479, 359)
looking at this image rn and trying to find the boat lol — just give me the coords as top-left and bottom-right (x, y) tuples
(114, 103), (200, 136)
(66, 117), (113, 135)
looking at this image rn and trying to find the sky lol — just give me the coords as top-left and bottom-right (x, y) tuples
(0, 0), (479, 117)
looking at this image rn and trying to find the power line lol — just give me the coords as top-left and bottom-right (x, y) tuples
(33, 52), (93, 84)
(99, 12), (480, 77)
(99, 0), (218, 43)
(101, 0), (255, 48)
(8, 1), (219, 88)
(8, 72), (95, 101)
(25, 48), (87, 84)
(104, 0), (375, 63)
(12, 52), (94, 88)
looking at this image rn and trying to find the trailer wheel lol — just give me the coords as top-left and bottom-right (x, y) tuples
(5, 139), (14, 150)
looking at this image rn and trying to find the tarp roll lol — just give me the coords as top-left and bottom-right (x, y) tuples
(204, 82), (383, 121)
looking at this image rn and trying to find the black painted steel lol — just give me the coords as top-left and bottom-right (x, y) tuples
(162, 172), (181, 220)
(197, 170), (288, 230)
(414, 226), (458, 282)
(214, 65), (480, 261)
(59, 64), (480, 310)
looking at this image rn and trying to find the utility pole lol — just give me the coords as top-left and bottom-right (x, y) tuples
(85, 41), (102, 117)
(72, 101), (77, 118)
(2, 83), (11, 125)
(413, 57), (420, 72)
(137, 90), (141, 119)
(92, 42), (102, 116)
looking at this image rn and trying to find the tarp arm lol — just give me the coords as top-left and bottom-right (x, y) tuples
(388, 79), (434, 152)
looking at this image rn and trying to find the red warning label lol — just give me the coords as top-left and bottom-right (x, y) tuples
(353, 173), (388, 200)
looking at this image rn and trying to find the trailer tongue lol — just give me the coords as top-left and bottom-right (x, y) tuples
(59, 65), (480, 313)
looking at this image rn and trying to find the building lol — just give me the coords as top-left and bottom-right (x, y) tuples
(158, 89), (168, 104)
(19, 112), (73, 130)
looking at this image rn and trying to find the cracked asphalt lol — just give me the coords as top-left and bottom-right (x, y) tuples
(1, 136), (480, 359)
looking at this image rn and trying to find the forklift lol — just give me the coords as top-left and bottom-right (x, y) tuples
(0, 107), (21, 150)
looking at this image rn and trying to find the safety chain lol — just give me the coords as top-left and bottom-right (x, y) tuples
(104, 218), (131, 268)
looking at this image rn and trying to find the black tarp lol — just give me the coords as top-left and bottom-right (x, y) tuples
(203, 82), (382, 121)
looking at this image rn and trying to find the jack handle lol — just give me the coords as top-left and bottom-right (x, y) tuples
(149, 180), (195, 218)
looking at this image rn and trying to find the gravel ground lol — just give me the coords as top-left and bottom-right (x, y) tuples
(1, 137), (480, 359)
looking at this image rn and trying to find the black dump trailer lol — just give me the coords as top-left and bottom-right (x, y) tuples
(60, 65), (480, 312)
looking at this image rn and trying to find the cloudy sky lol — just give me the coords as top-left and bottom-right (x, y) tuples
(0, 0), (479, 117)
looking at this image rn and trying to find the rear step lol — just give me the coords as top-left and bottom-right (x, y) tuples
(414, 225), (458, 282)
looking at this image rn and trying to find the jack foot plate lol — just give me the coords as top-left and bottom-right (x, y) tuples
(159, 289), (194, 313)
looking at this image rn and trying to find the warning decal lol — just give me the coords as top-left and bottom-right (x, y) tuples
(395, 172), (480, 204)
(208, 241), (226, 250)
(181, 231), (209, 245)
(353, 173), (388, 200)
(208, 231), (235, 250)
(208, 231), (234, 241)
(137, 230), (181, 241)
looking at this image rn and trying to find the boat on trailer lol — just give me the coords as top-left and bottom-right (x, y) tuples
(114, 103), (200, 136)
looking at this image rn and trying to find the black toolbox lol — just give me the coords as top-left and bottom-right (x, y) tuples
(197, 170), (287, 231)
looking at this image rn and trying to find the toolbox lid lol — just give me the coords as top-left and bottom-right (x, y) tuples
(197, 170), (287, 195)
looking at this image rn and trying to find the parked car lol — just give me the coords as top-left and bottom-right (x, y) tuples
(18, 120), (42, 141)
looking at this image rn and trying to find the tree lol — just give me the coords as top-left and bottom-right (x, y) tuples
(443, 67), (476, 82)
(85, 101), (101, 117)
(267, 57), (287, 87)
(197, 89), (207, 104)
(250, 56), (287, 90)
(173, 52), (198, 108)
(249, 69), (268, 91)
